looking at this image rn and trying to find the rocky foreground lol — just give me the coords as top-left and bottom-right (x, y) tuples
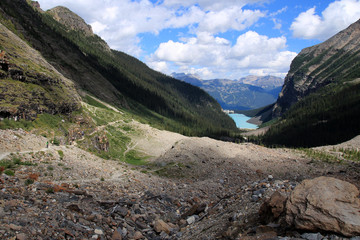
(0, 128), (360, 240)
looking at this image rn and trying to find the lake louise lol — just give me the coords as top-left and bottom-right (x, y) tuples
(229, 113), (258, 129)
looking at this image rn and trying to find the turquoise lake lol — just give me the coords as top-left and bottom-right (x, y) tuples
(228, 113), (258, 129)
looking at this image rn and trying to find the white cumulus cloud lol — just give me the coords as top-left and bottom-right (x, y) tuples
(198, 7), (265, 34)
(38, 0), (267, 57)
(291, 0), (360, 40)
(37, 0), (296, 79)
(148, 31), (297, 79)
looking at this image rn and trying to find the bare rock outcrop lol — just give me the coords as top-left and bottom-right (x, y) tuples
(47, 6), (94, 36)
(286, 176), (360, 237)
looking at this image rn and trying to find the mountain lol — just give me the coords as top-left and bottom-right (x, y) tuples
(47, 6), (94, 37)
(273, 18), (360, 117)
(239, 75), (284, 90)
(0, 0), (237, 137)
(171, 72), (203, 87)
(261, 19), (360, 147)
(172, 73), (283, 110)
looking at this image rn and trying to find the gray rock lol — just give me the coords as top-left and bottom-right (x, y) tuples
(0, 207), (5, 218)
(114, 206), (128, 217)
(186, 216), (196, 225)
(251, 195), (259, 202)
(301, 233), (323, 240)
(94, 228), (104, 235)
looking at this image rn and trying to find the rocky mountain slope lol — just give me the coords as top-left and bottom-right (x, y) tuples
(0, 108), (359, 239)
(172, 73), (283, 110)
(0, 22), (80, 120)
(0, 0), (236, 137)
(273, 18), (360, 116)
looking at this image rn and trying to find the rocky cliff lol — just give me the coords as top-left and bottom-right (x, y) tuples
(273, 18), (360, 116)
(47, 6), (94, 37)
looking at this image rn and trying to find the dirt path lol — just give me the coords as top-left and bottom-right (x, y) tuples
(0, 148), (50, 160)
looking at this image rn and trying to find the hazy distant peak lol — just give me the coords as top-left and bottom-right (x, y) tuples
(172, 72), (202, 80)
(171, 72), (203, 87)
(47, 6), (94, 36)
(238, 75), (284, 89)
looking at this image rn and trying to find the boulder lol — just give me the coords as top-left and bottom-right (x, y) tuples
(286, 176), (360, 237)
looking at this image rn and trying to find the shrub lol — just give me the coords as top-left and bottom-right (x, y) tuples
(57, 150), (64, 160)
(25, 179), (34, 185)
(52, 138), (60, 146)
(4, 169), (15, 176)
(46, 188), (54, 194)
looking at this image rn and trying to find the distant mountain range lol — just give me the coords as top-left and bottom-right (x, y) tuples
(172, 73), (283, 110)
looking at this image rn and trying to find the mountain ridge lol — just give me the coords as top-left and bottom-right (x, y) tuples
(172, 73), (283, 110)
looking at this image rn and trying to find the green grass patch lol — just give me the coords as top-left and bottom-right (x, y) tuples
(83, 95), (110, 110)
(122, 125), (132, 132)
(336, 148), (360, 161)
(299, 148), (341, 163)
(0, 156), (36, 170)
(0, 118), (33, 130)
(124, 150), (148, 165)
(82, 103), (121, 126)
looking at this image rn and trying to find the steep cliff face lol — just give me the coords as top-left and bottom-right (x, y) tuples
(0, 23), (81, 120)
(273, 18), (360, 116)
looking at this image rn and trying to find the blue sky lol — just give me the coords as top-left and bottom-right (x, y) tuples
(37, 0), (360, 79)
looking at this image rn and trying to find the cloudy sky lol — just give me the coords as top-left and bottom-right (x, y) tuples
(37, 0), (360, 79)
